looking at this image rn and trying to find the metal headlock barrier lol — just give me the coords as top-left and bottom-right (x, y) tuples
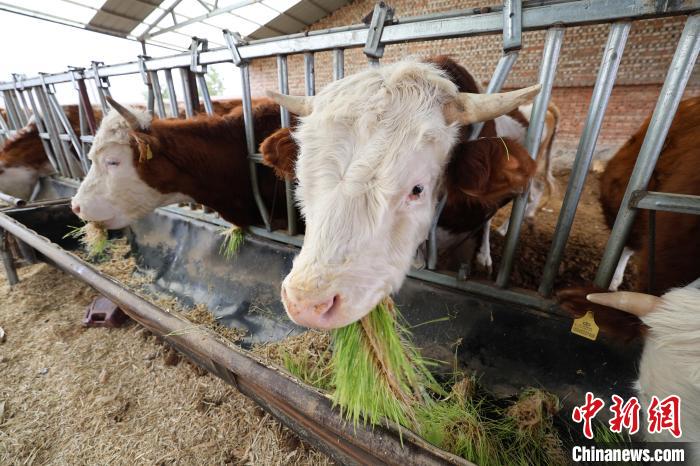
(0, 0), (699, 311)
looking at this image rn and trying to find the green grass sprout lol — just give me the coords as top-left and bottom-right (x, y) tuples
(218, 225), (244, 259)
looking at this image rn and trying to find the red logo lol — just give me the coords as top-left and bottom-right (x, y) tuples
(609, 394), (641, 434)
(572, 392), (605, 439)
(647, 395), (682, 438)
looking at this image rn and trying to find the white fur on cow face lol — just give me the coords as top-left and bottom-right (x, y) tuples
(282, 61), (460, 329)
(72, 107), (191, 229)
(635, 284), (700, 455)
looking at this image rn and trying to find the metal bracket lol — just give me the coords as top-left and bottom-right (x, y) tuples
(223, 29), (247, 66)
(189, 36), (209, 74)
(138, 55), (151, 85)
(91, 61), (110, 89)
(67, 66), (85, 90)
(38, 73), (55, 95)
(11, 73), (25, 91)
(363, 2), (395, 59)
(83, 296), (130, 328)
(503, 0), (523, 51)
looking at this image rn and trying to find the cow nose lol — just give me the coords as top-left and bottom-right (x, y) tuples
(71, 202), (81, 215)
(281, 284), (339, 328)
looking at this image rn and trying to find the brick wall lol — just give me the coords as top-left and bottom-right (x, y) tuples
(249, 1), (700, 166)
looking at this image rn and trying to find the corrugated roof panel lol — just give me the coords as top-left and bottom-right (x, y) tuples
(88, 0), (164, 36)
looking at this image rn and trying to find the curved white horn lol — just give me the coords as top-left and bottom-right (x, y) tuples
(266, 90), (313, 116)
(447, 84), (542, 125)
(586, 291), (662, 317)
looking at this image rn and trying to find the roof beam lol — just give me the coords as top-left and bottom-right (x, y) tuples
(141, 0), (258, 40)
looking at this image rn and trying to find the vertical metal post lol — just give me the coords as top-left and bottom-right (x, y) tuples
(149, 71), (167, 118)
(12, 75), (32, 124)
(538, 22), (630, 296)
(496, 27), (564, 288)
(0, 230), (19, 286)
(279, 54), (298, 235)
(163, 69), (179, 117)
(91, 61), (111, 112)
(2, 90), (22, 129)
(36, 81), (74, 178)
(139, 55), (155, 114)
(427, 196), (447, 270)
(469, 51), (520, 140)
(503, 0), (522, 52)
(46, 87), (87, 175)
(190, 37), (214, 116)
(179, 67), (199, 118)
(333, 48), (344, 80)
(595, 14), (700, 288)
(25, 87), (60, 173)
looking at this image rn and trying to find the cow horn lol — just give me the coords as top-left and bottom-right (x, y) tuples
(586, 291), (662, 317)
(106, 96), (141, 130)
(266, 91), (313, 116)
(448, 84), (542, 125)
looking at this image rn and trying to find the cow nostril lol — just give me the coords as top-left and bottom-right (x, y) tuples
(72, 204), (81, 215)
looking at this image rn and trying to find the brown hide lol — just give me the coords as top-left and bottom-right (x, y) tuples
(260, 57), (536, 237)
(130, 100), (283, 228)
(557, 287), (647, 342)
(600, 96), (700, 293)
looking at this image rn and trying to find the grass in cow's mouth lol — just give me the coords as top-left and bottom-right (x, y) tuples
(218, 225), (244, 259)
(279, 305), (573, 465)
(63, 222), (111, 260)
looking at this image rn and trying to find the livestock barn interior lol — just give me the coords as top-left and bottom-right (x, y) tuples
(0, 1), (698, 465)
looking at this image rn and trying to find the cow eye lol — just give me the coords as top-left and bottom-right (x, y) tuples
(106, 159), (120, 167)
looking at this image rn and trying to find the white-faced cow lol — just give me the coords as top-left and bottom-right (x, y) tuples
(265, 57), (541, 329)
(71, 98), (285, 229)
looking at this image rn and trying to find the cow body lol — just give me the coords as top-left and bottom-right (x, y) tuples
(72, 100), (284, 229)
(265, 57), (540, 328)
(600, 96), (700, 293)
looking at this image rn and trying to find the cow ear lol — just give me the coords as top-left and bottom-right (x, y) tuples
(260, 127), (297, 180)
(129, 131), (159, 164)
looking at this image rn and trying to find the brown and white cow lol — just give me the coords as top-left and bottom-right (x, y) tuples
(601, 95), (700, 293)
(265, 57), (540, 329)
(71, 99), (285, 229)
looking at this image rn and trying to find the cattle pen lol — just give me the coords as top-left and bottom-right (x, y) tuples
(0, 1), (698, 464)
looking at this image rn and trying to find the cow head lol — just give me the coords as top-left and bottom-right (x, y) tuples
(0, 119), (54, 199)
(71, 99), (191, 229)
(267, 60), (540, 329)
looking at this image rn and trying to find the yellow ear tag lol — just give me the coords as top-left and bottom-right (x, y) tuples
(571, 311), (599, 341)
(136, 137), (153, 164)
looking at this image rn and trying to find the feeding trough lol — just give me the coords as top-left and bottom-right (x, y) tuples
(1, 0), (698, 463)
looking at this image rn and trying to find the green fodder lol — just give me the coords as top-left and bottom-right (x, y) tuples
(63, 222), (110, 260)
(218, 226), (244, 259)
(329, 297), (440, 431)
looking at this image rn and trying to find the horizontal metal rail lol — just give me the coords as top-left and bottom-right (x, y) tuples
(630, 190), (700, 216)
(0, 211), (469, 466)
(0, 0), (697, 90)
(0, 191), (27, 207)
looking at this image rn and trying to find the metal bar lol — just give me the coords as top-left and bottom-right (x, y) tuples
(2, 0), (696, 90)
(496, 27), (564, 288)
(139, 55), (155, 114)
(25, 88), (60, 173)
(46, 92), (87, 175)
(595, 13), (700, 288)
(2, 90), (22, 129)
(196, 74), (214, 115)
(0, 229), (18, 286)
(304, 52), (315, 97)
(241, 63), (271, 230)
(75, 74), (98, 134)
(333, 48), (345, 80)
(468, 50), (519, 139)
(427, 196), (447, 270)
(0, 211), (469, 466)
(163, 68), (179, 117)
(179, 67), (198, 118)
(0, 191), (26, 207)
(149, 71), (167, 118)
(647, 209), (655, 293)
(503, 0), (522, 51)
(630, 190), (700, 215)
(278, 55), (297, 236)
(91, 61), (110, 112)
(7, 89), (26, 126)
(34, 86), (71, 177)
(538, 22), (630, 296)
